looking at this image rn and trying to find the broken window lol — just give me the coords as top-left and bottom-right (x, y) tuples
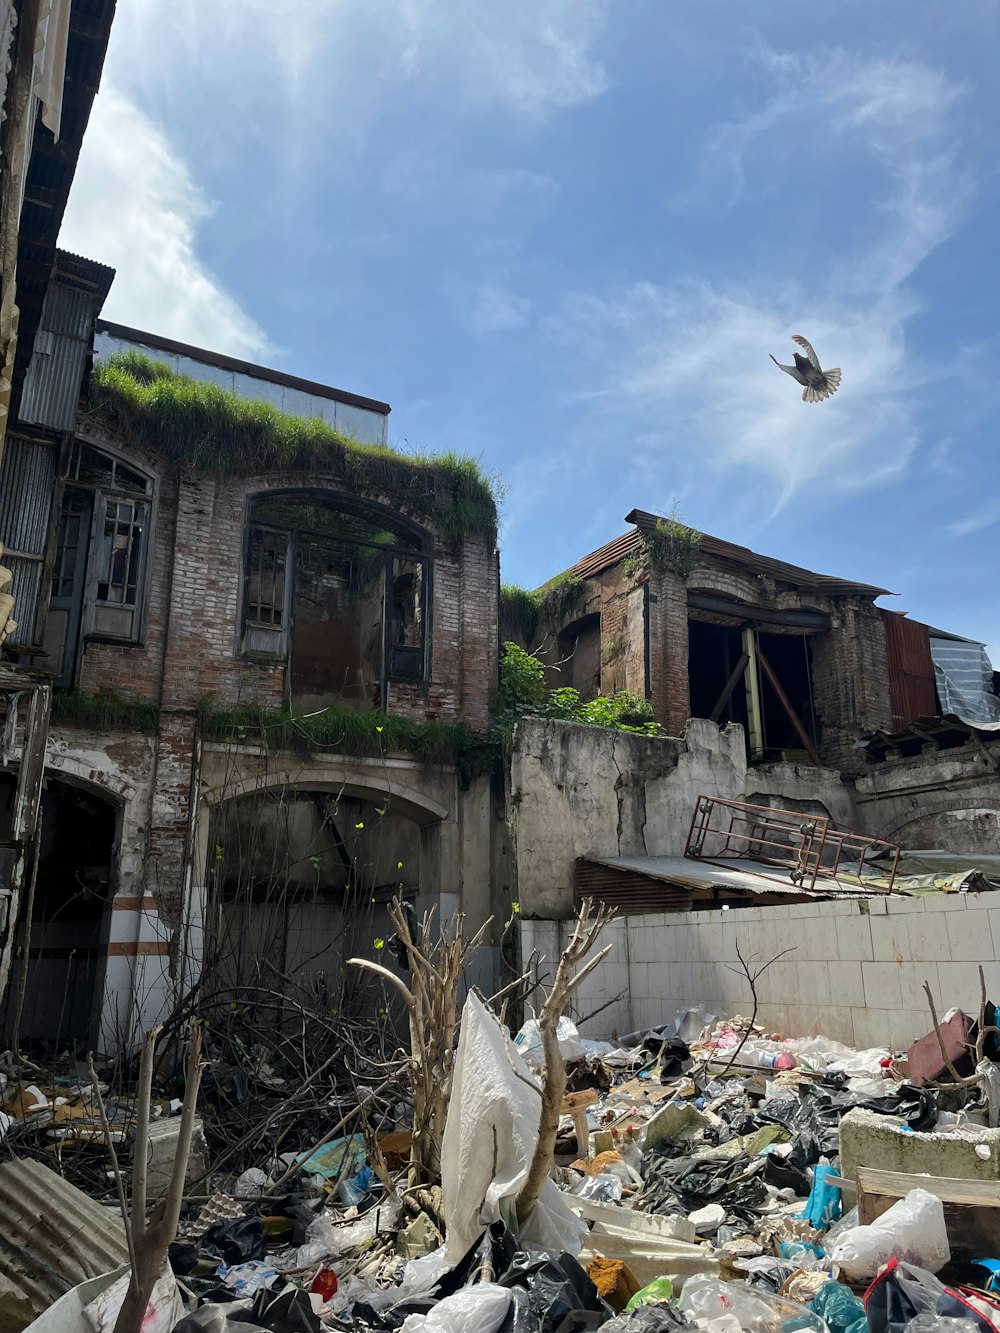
(68, 443), (153, 645)
(241, 492), (430, 708)
(43, 443), (154, 683)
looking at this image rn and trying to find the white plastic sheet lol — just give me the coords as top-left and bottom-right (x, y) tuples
(441, 993), (586, 1260)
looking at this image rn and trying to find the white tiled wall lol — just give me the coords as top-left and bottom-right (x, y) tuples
(521, 893), (1000, 1051)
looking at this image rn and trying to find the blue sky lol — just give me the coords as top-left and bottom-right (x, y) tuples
(61, 1), (1000, 656)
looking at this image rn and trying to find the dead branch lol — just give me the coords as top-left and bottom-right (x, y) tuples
(515, 898), (614, 1226)
(114, 1025), (205, 1333)
(350, 898), (500, 1187)
(722, 942), (796, 1070)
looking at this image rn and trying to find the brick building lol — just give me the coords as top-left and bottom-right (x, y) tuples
(0, 295), (500, 1054)
(511, 508), (903, 773)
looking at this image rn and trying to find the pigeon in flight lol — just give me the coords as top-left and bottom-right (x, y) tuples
(770, 335), (842, 403)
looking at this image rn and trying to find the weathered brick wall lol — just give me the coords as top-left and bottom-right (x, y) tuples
(78, 454), (498, 729)
(74, 447), (499, 922)
(812, 597), (892, 772)
(652, 569), (691, 733)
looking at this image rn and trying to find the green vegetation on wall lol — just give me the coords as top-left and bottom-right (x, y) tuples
(495, 641), (663, 739)
(89, 353), (500, 543)
(51, 689), (160, 734)
(198, 699), (474, 766)
(499, 570), (585, 647)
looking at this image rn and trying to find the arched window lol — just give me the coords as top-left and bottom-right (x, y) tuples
(241, 491), (431, 706)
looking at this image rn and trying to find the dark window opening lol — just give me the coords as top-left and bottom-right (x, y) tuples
(241, 491), (431, 707)
(688, 616), (818, 762)
(557, 614), (602, 702)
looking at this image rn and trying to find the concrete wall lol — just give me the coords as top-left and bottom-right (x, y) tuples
(522, 891), (1000, 1054)
(855, 739), (1000, 850)
(508, 715), (851, 919)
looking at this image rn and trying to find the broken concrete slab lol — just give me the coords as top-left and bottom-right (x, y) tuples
(839, 1106), (1000, 1184)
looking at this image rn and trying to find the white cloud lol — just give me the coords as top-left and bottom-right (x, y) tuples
(469, 283), (532, 336)
(59, 87), (269, 359)
(946, 502), (1000, 538)
(540, 49), (971, 513)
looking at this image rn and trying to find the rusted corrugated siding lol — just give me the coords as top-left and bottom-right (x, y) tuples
(0, 1157), (129, 1332)
(574, 858), (694, 912)
(882, 610), (938, 730)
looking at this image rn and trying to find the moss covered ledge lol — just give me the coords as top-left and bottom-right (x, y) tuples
(87, 353), (500, 543)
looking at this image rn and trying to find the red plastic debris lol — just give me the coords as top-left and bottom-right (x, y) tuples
(310, 1268), (338, 1300)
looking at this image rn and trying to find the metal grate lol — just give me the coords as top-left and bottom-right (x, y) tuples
(685, 794), (900, 894)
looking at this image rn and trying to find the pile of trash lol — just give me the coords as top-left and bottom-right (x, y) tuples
(11, 995), (1000, 1333)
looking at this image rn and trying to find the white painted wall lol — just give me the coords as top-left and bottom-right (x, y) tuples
(522, 891), (1000, 1054)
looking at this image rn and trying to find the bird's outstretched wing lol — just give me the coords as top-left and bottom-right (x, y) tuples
(770, 353), (807, 385)
(791, 334), (821, 369)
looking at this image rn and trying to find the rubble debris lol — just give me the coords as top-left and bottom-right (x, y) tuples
(9, 909), (1000, 1333)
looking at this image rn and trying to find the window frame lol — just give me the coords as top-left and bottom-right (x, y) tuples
(240, 491), (433, 686)
(69, 438), (156, 648)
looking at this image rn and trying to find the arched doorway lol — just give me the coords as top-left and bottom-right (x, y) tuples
(0, 775), (117, 1052)
(203, 783), (428, 1011)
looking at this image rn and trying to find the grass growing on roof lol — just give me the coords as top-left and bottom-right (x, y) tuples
(51, 689), (160, 734)
(89, 352), (499, 542)
(199, 699), (476, 765)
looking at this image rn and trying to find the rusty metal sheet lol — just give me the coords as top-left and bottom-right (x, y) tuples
(882, 611), (938, 731)
(0, 1157), (129, 1332)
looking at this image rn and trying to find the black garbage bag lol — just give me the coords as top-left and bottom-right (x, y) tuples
(599, 1304), (692, 1333)
(756, 1082), (937, 1169)
(172, 1283), (321, 1333)
(201, 1217), (267, 1266)
(497, 1251), (613, 1333)
(435, 1222), (517, 1298)
(641, 1150), (769, 1225)
(639, 1028), (691, 1079)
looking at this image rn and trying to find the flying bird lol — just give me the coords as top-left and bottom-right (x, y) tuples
(770, 335), (842, 403)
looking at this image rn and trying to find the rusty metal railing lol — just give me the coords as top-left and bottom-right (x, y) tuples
(685, 794), (900, 894)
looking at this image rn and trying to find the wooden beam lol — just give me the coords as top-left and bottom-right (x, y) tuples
(709, 652), (750, 723)
(756, 639), (821, 766)
(741, 628), (764, 758)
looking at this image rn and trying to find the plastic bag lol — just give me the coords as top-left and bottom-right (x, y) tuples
(572, 1173), (623, 1203)
(626, 1278), (675, 1310)
(513, 1016), (585, 1067)
(812, 1280), (867, 1333)
(802, 1164), (842, 1231)
(827, 1189), (950, 1281)
(906, 1316), (980, 1333)
(234, 1167), (268, 1197)
(602, 1304), (692, 1333)
(398, 1283), (512, 1333)
(679, 1275), (828, 1333)
(201, 1217), (267, 1266)
(497, 1251), (612, 1333)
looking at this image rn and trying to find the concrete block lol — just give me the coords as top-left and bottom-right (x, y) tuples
(947, 909), (990, 961)
(836, 913), (874, 961)
(796, 959), (831, 1006)
(938, 961), (990, 1012)
(851, 1007), (894, 1051)
(839, 1107), (1000, 1184)
(871, 917), (910, 963)
(140, 1115), (210, 1201)
(828, 959), (864, 1004)
(897, 961), (940, 1011)
(862, 960), (903, 1011)
(816, 1005), (856, 1047)
(885, 896), (927, 915)
(924, 895), (967, 912)
(908, 916), (955, 962)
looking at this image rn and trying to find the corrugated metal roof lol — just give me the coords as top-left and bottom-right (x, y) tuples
(576, 853), (874, 914)
(0, 1157), (129, 1333)
(566, 510), (892, 598)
